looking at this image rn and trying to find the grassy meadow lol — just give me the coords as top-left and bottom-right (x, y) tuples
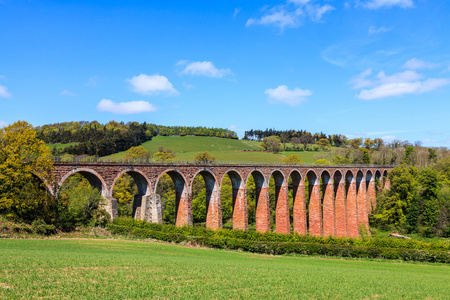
(1, 238), (449, 299)
(104, 136), (326, 164)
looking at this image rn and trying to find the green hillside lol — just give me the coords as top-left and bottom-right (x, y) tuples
(106, 136), (326, 164)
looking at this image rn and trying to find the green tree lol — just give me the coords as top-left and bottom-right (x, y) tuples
(261, 136), (281, 153)
(112, 174), (136, 217)
(193, 151), (216, 163)
(0, 121), (54, 222)
(314, 159), (330, 165)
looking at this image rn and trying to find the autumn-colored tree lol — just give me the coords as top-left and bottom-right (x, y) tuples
(153, 146), (175, 162)
(124, 145), (150, 160)
(349, 138), (362, 149)
(194, 151), (216, 163)
(283, 154), (303, 164)
(0, 121), (54, 221)
(314, 159), (331, 165)
(316, 138), (331, 150)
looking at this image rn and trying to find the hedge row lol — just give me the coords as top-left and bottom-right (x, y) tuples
(108, 224), (450, 264)
(112, 217), (450, 252)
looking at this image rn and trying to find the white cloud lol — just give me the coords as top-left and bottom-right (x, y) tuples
(0, 84), (11, 98)
(402, 58), (440, 70)
(61, 89), (76, 97)
(126, 74), (179, 96)
(265, 85), (312, 106)
(351, 67), (450, 100)
(246, 0), (334, 30)
(177, 61), (233, 78)
(0, 120), (8, 127)
(97, 99), (157, 114)
(233, 8), (241, 18)
(362, 0), (414, 9)
(228, 124), (238, 130)
(368, 25), (393, 35)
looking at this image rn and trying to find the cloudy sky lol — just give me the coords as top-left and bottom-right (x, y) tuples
(1, 0), (450, 145)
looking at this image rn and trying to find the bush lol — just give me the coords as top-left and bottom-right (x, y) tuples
(32, 219), (56, 235)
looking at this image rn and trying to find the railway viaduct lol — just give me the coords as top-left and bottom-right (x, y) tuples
(51, 161), (393, 238)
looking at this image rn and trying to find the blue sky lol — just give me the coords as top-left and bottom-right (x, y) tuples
(1, 0), (450, 146)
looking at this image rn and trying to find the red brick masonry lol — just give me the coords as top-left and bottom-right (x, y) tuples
(52, 162), (392, 238)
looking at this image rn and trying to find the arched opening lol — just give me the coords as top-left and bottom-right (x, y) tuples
(111, 170), (150, 219)
(333, 171), (346, 237)
(382, 170), (389, 189)
(269, 170), (289, 234)
(289, 171), (304, 234)
(58, 171), (106, 226)
(321, 170), (334, 237)
(345, 170), (358, 238)
(306, 170), (320, 236)
(365, 170), (375, 213)
(156, 170), (190, 227)
(222, 171), (246, 230)
(375, 170), (382, 194)
(191, 170), (220, 229)
(247, 171), (270, 232)
(356, 170), (368, 232)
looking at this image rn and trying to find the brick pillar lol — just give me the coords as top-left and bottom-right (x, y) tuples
(293, 178), (307, 235)
(384, 179), (391, 190)
(322, 178), (335, 237)
(275, 184), (290, 234)
(346, 178), (359, 238)
(256, 186), (271, 233)
(366, 179), (376, 213)
(308, 180), (322, 236)
(357, 178), (369, 232)
(334, 180), (347, 237)
(233, 186), (248, 230)
(176, 188), (192, 227)
(206, 184), (222, 230)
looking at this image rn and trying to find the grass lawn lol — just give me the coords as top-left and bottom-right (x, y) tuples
(105, 136), (332, 164)
(1, 239), (449, 299)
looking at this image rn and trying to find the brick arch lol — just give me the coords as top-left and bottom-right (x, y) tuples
(356, 170), (368, 231)
(269, 170), (290, 234)
(345, 170), (358, 237)
(306, 170), (320, 236)
(154, 169), (191, 227)
(247, 170), (270, 233)
(365, 170), (376, 213)
(222, 169), (247, 230)
(333, 170), (346, 237)
(32, 173), (55, 197)
(191, 169), (221, 229)
(58, 168), (108, 197)
(110, 169), (151, 196)
(321, 170), (334, 237)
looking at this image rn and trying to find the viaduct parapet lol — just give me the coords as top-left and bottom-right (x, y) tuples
(51, 161), (393, 238)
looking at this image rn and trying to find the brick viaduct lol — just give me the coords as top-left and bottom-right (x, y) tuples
(51, 162), (393, 238)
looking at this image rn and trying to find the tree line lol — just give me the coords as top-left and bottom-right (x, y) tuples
(35, 121), (238, 157)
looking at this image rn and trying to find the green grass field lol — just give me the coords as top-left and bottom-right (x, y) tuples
(105, 136), (327, 164)
(1, 239), (449, 299)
